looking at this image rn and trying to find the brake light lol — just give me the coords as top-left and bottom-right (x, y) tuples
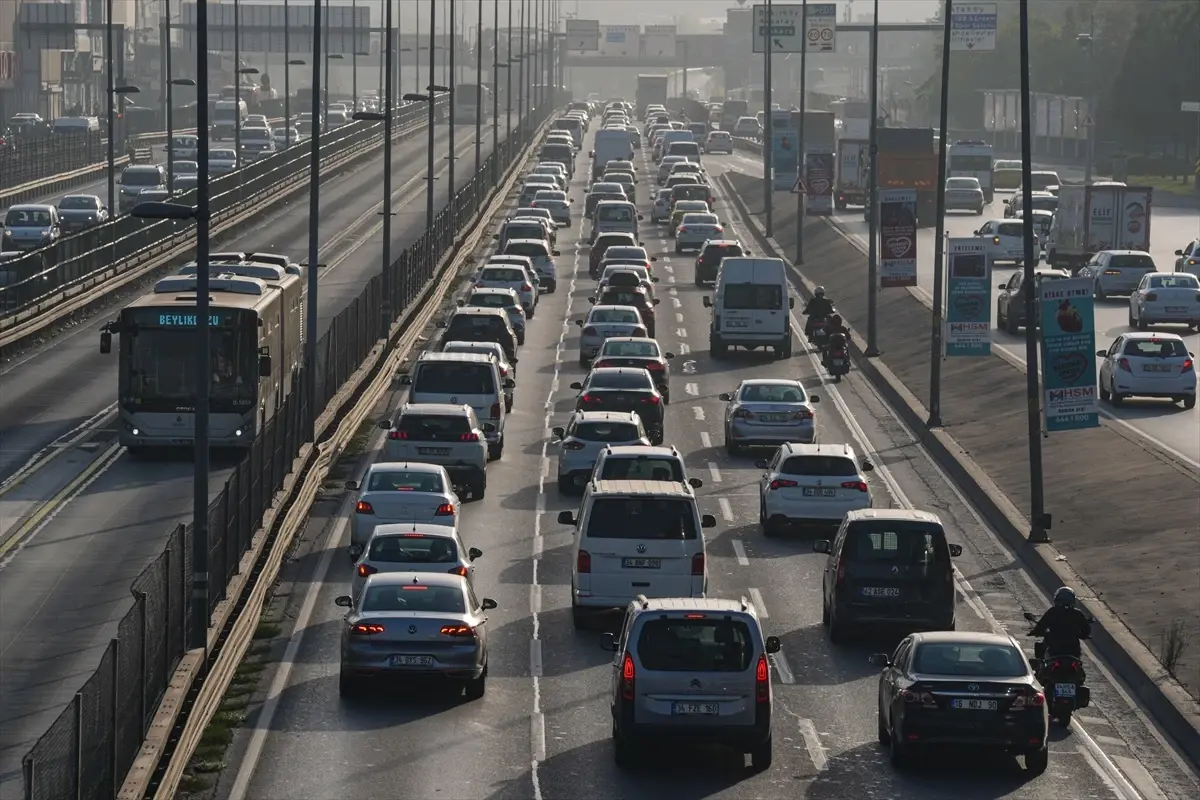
(499, 365), (509, 377)
(841, 481), (870, 492)
(755, 654), (770, 702)
(1011, 689), (1046, 710)
(1050, 658), (1079, 673)
(562, 440), (585, 450)
(577, 549), (591, 573)
(582, 326), (598, 336)
(460, 432), (480, 442)
(350, 623), (385, 635)
(1182, 359), (1194, 373)
(593, 360), (614, 368)
(792, 409), (813, 420)
(1145, 292), (1158, 301)
(769, 479), (798, 490)
(691, 552), (705, 576)
(440, 624), (477, 637)
(490, 402), (502, 419)
(620, 653), (635, 700)
(678, 227), (689, 233)
(388, 430), (407, 440)
(1103, 270), (1120, 276)
(355, 500), (374, 514)
(1118, 357), (1132, 372)
(581, 394), (600, 404)
(435, 503), (455, 516)
(522, 283), (532, 291)
(640, 395), (661, 405)
(684, 613), (707, 619)
(900, 689), (937, 708)
(714, 225), (723, 232)
(645, 361), (665, 371)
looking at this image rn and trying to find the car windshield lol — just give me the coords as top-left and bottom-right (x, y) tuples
(58, 196), (98, 210)
(1030, 173), (1060, 190)
(468, 293), (515, 310)
(366, 469), (445, 493)
(946, 178), (979, 190)
(843, 523), (950, 564)
(741, 383), (805, 403)
(637, 618), (753, 672)
(212, 150), (236, 160)
(1122, 338), (1188, 358)
(585, 498), (698, 539)
(589, 371), (652, 390)
(590, 309), (640, 324)
(534, 190), (565, 200)
(1030, 197), (1059, 211)
(516, 208), (551, 220)
(603, 341), (658, 358)
(912, 643), (1027, 677)
(481, 267), (527, 282)
(360, 584), (465, 613)
(367, 535), (457, 564)
(724, 284), (782, 310)
(1108, 254), (1155, 269)
(538, 200), (568, 210)
(4, 209), (52, 226)
(598, 456), (684, 482)
(606, 247), (646, 260)
(668, 143), (700, 156)
(1149, 275), (1199, 289)
(682, 214), (718, 225)
(122, 169), (161, 186)
(505, 242), (549, 259)
(574, 421), (641, 442)
(413, 362), (496, 393)
(601, 290), (646, 306)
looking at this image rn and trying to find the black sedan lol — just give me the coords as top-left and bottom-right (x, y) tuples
(593, 285), (658, 337)
(569, 367), (664, 444)
(592, 337), (674, 402)
(870, 631), (1049, 775)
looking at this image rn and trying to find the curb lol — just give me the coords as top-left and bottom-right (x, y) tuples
(717, 171), (1200, 769)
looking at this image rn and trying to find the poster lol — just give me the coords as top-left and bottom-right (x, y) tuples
(944, 238), (991, 356)
(878, 189), (917, 287)
(771, 127), (798, 191)
(805, 148), (834, 216)
(1038, 277), (1100, 431)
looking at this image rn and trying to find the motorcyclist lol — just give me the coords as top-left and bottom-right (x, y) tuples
(802, 287), (834, 338)
(1029, 587), (1092, 658)
(822, 315), (850, 367)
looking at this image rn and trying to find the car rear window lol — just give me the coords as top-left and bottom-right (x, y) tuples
(674, 199), (709, 212)
(584, 498), (698, 539)
(361, 584), (465, 613)
(575, 422), (640, 442)
(601, 290), (646, 306)
(1030, 197), (1059, 211)
(366, 470), (444, 492)
(1108, 255), (1155, 269)
(912, 643), (1027, 677)
(596, 235), (636, 250)
(701, 244), (744, 264)
(842, 522), (950, 564)
(681, 214), (719, 225)
(637, 617), (753, 672)
(1149, 275), (1199, 289)
(598, 457), (683, 482)
(481, 267), (526, 282)
(1030, 173), (1060, 190)
(504, 225), (543, 240)
(413, 362), (496, 393)
(590, 308), (641, 324)
(723, 283), (783, 310)
(781, 456), (856, 476)
(541, 145), (572, 162)
(598, 205), (635, 222)
(997, 223), (1024, 237)
(367, 535), (458, 563)
(1122, 338), (1188, 357)
(468, 293), (514, 309)
(504, 242), (549, 259)
(590, 371), (652, 390)
(741, 383), (805, 403)
(396, 413), (472, 438)
(668, 142), (701, 157)
(602, 340), (658, 357)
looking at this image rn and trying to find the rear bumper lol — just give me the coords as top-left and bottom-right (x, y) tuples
(834, 598), (955, 629)
(621, 717), (771, 750)
(897, 712), (1046, 750)
(712, 329), (791, 348)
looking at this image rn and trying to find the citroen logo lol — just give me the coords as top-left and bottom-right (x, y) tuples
(636, 544), (647, 553)
(967, 683), (980, 691)
(891, 566), (900, 574)
(690, 679), (702, 689)
(408, 625), (417, 634)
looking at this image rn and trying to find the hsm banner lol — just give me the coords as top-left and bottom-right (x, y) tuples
(879, 189), (918, 287)
(805, 148), (834, 216)
(945, 237), (991, 356)
(1038, 276), (1100, 431)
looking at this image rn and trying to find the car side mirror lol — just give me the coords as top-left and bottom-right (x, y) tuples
(812, 540), (832, 554)
(638, 242), (645, 247)
(481, 598), (498, 610)
(553, 250), (561, 256)
(258, 354), (272, 377)
(688, 477), (703, 488)
(345, 480), (360, 491)
(399, 374), (412, 384)
(868, 653), (890, 668)
(700, 514), (717, 529)
(348, 543), (364, 559)
(861, 461), (874, 472)
(468, 547), (483, 560)
(589, 150), (595, 157)
(551, 426), (565, 438)
(973, 230), (980, 235)
(789, 297), (795, 309)
(998, 283), (1007, 290)
(664, 352), (675, 359)
(588, 297), (596, 304)
(754, 459), (770, 470)
(481, 422), (497, 433)
(765, 636), (781, 654)
(435, 320), (446, 328)
(718, 393), (732, 401)
(569, 381), (583, 390)
(99, 331), (112, 354)
(652, 298), (660, 305)
(557, 510), (577, 526)
(1174, 249), (1183, 256)
(1023, 611), (1039, 623)
(600, 632), (619, 652)
(702, 296), (712, 308)
(1095, 350), (1106, 357)
(637, 214), (644, 220)
(651, 276), (660, 283)
(949, 543), (963, 557)
(335, 595), (353, 608)
(377, 419), (392, 429)
(457, 299), (465, 307)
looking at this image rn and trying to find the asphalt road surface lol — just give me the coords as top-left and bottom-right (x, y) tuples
(209, 125), (1200, 800)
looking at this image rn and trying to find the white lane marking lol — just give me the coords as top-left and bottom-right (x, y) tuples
(685, 382), (698, 396)
(0, 403), (118, 492)
(699, 431), (711, 448)
(692, 406), (705, 421)
(771, 650), (796, 685)
(748, 587), (768, 619)
(676, 327), (688, 338)
(730, 534), (748, 563)
(678, 342), (690, 355)
(664, 264), (674, 273)
(672, 297), (682, 309)
(707, 461), (721, 483)
(675, 312), (684, 323)
(529, 584), (542, 615)
(797, 717), (828, 770)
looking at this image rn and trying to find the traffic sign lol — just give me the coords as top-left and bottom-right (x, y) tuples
(950, 2), (998, 52)
(1182, 101), (1200, 113)
(805, 3), (837, 53)
(752, 4), (804, 54)
(792, 176), (808, 194)
(565, 19), (600, 51)
(644, 24), (677, 58)
(1083, 115), (1094, 127)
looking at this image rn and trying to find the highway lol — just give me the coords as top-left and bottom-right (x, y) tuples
(0, 118), (502, 789)
(719, 148), (1200, 467)
(211, 125), (1199, 800)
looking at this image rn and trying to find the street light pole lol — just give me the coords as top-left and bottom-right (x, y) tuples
(427, 0), (438, 254)
(106, 0), (116, 214)
(284, 0), (291, 127)
(1080, 12), (1096, 185)
(165, 0), (174, 182)
(864, 0), (881, 357)
(763, 0), (774, 238)
(795, 0), (807, 264)
(518, 0), (526, 137)
(352, 0), (358, 108)
(928, 0), (954, 427)
(306, 0), (323, 440)
(449, 0), (456, 216)
(323, 0), (330, 124)
(475, 0), (483, 178)
(382, 0), (394, 336)
(492, 0), (500, 182)
(506, 0), (513, 150)
(235, 0), (242, 160)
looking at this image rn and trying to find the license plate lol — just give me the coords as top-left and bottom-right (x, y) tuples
(831, 359), (845, 367)
(1164, 306), (1187, 313)
(803, 487), (837, 497)
(760, 413), (789, 422)
(726, 319), (749, 328)
(1054, 683), (1077, 698)
(860, 587), (901, 597)
(622, 557), (661, 569)
(418, 447), (452, 456)
(389, 655), (434, 667)
(952, 698), (998, 710)
(1143, 364), (1172, 372)
(672, 702), (718, 715)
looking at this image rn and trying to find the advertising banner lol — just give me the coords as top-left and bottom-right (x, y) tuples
(878, 189), (918, 287)
(805, 148), (834, 216)
(944, 238), (991, 356)
(771, 127), (799, 191)
(1038, 277), (1100, 431)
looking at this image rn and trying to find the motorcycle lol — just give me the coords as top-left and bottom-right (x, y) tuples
(808, 317), (830, 347)
(1022, 611), (1091, 726)
(827, 347), (850, 382)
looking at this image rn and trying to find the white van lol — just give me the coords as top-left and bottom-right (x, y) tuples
(559, 479), (715, 627)
(591, 129), (634, 180)
(52, 116), (100, 134)
(702, 257), (795, 358)
(552, 116), (584, 149)
(402, 352), (511, 458)
(591, 200), (641, 243)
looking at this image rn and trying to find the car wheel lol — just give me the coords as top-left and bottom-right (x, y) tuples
(778, 339), (792, 359)
(889, 729), (910, 768)
(1099, 381), (1111, 402)
(1110, 378), (1125, 406)
(1137, 312), (1148, 331)
(571, 603), (589, 630)
(725, 435), (740, 456)
(464, 664), (487, 701)
(828, 609), (849, 644)
(488, 442), (503, 461)
(612, 723), (635, 767)
(1024, 746), (1049, 776)
(557, 475), (573, 494)
(1183, 395), (1196, 410)
(1127, 307), (1136, 327)
(1095, 284), (1106, 301)
(877, 707), (891, 745)
(526, 306), (536, 320)
(749, 735), (773, 771)
(546, 281), (557, 294)
(338, 671), (356, 698)
(470, 474), (487, 500)
(675, 244), (683, 254)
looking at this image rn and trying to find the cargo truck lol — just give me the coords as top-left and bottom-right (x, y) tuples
(635, 75), (669, 119)
(835, 139), (869, 209)
(1045, 182), (1153, 272)
(865, 127), (938, 227)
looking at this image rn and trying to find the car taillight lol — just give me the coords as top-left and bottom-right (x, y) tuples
(755, 654), (770, 702)
(435, 503), (455, 516)
(490, 402), (502, 419)
(356, 563), (378, 577)
(355, 500), (374, 514)
(733, 408), (753, 419)
(841, 481), (870, 492)
(460, 432), (480, 442)
(1145, 292), (1158, 301)
(499, 365), (509, 377)
(388, 430), (407, 440)
(440, 624), (477, 637)
(792, 409), (813, 420)
(1118, 357), (1132, 372)
(522, 283), (532, 291)
(350, 623), (385, 635)
(645, 361), (665, 371)
(900, 689), (937, 708)
(582, 326), (598, 336)
(1011, 689), (1046, 710)
(563, 440), (586, 450)
(640, 395), (661, 405)
(691, 552), (705, 576)
(1103, 270), (1121, 276)
(577, 549), (591, 573)
(1182, 359), (1194, 373)
(769, 479), (798, 490)
(678, 227), (689, 233)
(620, 653), (636, 700)
(593, 360), (614, 368)
(581, 394), (600, 404)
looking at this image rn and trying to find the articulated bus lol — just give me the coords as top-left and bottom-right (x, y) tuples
(99, 260), (305, 454)
(453, 83), (494, 124)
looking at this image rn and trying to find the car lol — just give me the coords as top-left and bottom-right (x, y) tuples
(55, 194), (108, 233)
(669, 200), (711, 235)
(495, 217), (555, 249)
(656, 156), (689, 184)
(972, 218), (1035, 264)
(510, 209), (557, 243)
(592, 336), (674, 401)
(533, 188), (569, 205)
(869, 631), (1049, 774)
(995, 266), (1072, 334)
(379, 403), (491, 499)
(591, 444), (701, 488)
(589, 231), (640, 276)
(599, 595), (779, 769)
(273, 126), (301, 148)
(1005, 190), (1059, 219)
(457, 287), (527, 346)
(598, 245), (654, 272)
(500, 238), (561, 294)
(527, 166), (567, 190)
(485, 254), (541, 307)
(345, 461), (460, 554)
(587, 180), (629, 199)
(1174, 240), (1200, 276)
(814, 509), (962, 640)
(1, 204), (60, 250)
(1097, 331), (1196, 408)
(440, 339), (518, 411)
(575, 305), (648, 367)
(720, 379), (820, 454)
(1076, 250), (1157, 299)
(208, 148), (238, 175)
(1016, 170), (1063, 195)
(704, 130), (734, 154)
(351, 523), (482, 598)
(694, 239), (748, 286)
(473, 264), (537, 316)
(593, 284), (659, 338)
(595, 268), (658, 304)
(675, 212), (725, 253)
(603, 171), (637, 203)
(553, 410), (650, 492)
(335, 572), (496, 699)
(756, 443), (874, 535)
(944, 177), (985, 214)
(518, 179), (558, 207)
(585, 190), (629, 221)
(533, 197), (573, 228)
(558, 480), (715, 626)
(668, 162), (707, 182)
(651, 188), (673, 222)
(1128, 271), (1200, 331)
(569, 367), (665, 444)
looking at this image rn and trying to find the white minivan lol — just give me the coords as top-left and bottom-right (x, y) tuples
(702, 257), (794, 359)
(402, 352), (511, 458)
(559, 479), (714, 629)
(591, 200), (641, 243)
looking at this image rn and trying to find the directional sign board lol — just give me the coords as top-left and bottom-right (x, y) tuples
(643, 25), (677, 58)
(752, 4), (804, 54)
(565, 19), (601, 52)
(950, 3), (998, 51)
(1181, 101), (1200, 113)
(805, 3), (837, 53)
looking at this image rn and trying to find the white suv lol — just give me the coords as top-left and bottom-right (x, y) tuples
(558, 480), (715, 628)
(553, 411), (649, 493)
(591, 444), (702, 489)
(756, 443), (875, 536)
(380, 403), (491, 499)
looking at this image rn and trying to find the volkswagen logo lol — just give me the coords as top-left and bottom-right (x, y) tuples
(636, 543), (647, 553)
(891, 566), (900, 574)
(967, 683), (980, 691)
(408, 625), (417, 634)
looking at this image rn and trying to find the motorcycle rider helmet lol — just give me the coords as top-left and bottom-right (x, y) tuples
(815, 286), (826, 297)
(1053, 586), (1077, 608)
(830, 314), (843, 326)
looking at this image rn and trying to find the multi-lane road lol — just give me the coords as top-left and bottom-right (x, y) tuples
(719, 148), (1200, 467)
(0, 119), (501, 789)
(209, 125), (1199, 800)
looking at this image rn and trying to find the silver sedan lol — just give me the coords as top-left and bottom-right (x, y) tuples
(337, 572), (496, 699)
(675, 212), (725, 253)
(575, 305), (647, 367)
(720, 378), (821, 455)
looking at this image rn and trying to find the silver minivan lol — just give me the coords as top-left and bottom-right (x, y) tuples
(402, 352), (512, 459)
(591, 200), (641, 244)
(118, 164), (167, 212)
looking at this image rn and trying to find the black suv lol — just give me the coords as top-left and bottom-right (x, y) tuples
(569, 367), (665, 444)
(694, 239), (747, 286)
(439, 307), (518, 362)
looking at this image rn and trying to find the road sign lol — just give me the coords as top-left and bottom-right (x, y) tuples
(565, 19), (600, 52)
(805, 3), (837, 53)
(1182, 101), (1200, 113)
(644, 24), (677, 58)
(950, 2), (998, 52)
(792, 176), (808, 194)
(600, 25), (640, 57)
(752, 4), (804, 54)
(1083, 114), (1094, 127)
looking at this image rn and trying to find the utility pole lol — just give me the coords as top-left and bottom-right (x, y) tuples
(475, 0), (483, 178)
(795, 0), (807, 264)
(426, 0), (437, 267)
(165, 0), (174, 183)
(928, 0), (953, 426)
(518, 0), (526, 137)
(763, 0), (774, 238)
(864, 0), (881, 357)
(106, 0), (116, 214)
(449, 0), (456, 216)
(306, 0), (322, 441)
(380, 0), (394, 338)
(235, 0), (242, 161)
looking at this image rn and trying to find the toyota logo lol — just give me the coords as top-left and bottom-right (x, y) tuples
(967, 683), (980, 691)
(408, 625), (417, 634)
(636, 544), (647, 553)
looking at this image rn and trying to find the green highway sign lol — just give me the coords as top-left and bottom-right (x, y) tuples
(757, 25), (796, 36)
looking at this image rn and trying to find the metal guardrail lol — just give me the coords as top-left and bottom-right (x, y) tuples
(19, 95), (566, 800)
(0, 101), (443, 349)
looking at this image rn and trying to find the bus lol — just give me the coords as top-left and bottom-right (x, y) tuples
(720, 98), (749, 132)
(947, 140), (996, 203)
(99, 261), (305, 453)
(453, 83), (494, 124)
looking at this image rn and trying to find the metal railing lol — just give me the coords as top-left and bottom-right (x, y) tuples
(18, 95), (564, 800)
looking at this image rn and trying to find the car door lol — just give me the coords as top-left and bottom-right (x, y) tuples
(880, 638), (913, 715)
(1098, 336), (1122, 386)
(1130, 275), (1149, 317)
(999, 271), (1021, 316)
(758, 445), (784, 504)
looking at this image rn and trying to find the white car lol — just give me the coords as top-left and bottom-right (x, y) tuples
(474, 264), (537, 315)
(1097, 332), (1196, 409)
(944, 177), (985, 214)
(209, 148), (238, 175)
(379, 404), (491, 499)
(485, 255), (541, 306)
(457, 288), (527, 347)
(651, 189), (672, 223)
(973, 218), (1035, 264)
(575, 305), (647, 367)
(704, 131), (734, 154)
(553, 410), (649, 492)
(675, 212), (725, 253)
(346, 462), (459, 554)
(1128, 272), (1200, 329)
(527, 166), (566, 190)
(756, 443), (876, 536)
(351, 523), (481, 599)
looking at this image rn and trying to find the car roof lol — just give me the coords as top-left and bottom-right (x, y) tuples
(703, 239), (741, 247)
(450, 306), (508, 317)
(362, 571), (467, 589)
(779, 443), (856, 458)
(400, 402), (475, 416)
(589, 367), (652, 377)
(572, 410), (640, 423)
(588, 479), (694, 498)
(371, 522), (458, 538)
(845, 508), (943, 525)
(367, 461), (448, 475)
(631, 596), (760, 618)
(470, 286), (520, 296)
(600, 444), (681, 459)
(418, 351), (498, 363)
(504, 238), (549, 246)
(741, 377), (804, 387)
(443, 340), (509, 357)
(910, 631), (1018, 648)
(1122, 330), (1186, 341)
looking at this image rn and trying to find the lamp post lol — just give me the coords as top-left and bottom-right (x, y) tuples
(475, 0), (483, 179)
(286, 59), (305, 137)
(167, 78), (196, 187)
(235, 0), (241, 160)
(517, 0), (526, 139)
(307, 0), (323, 440)
(1077, 13), (1096, 184)
(492, 1), (501, 183)
(108, 84), (139, 214)
(284, 0), (292, 124)
(449, 0), (456, 219)
(235, 66), (259, 165)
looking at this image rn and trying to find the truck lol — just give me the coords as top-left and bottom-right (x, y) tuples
(211, 99), (248, 141)
(867, 127), (938, 227)
(946, 140), (996, 203)
(1045, 183), (1153, 272)
(635, 75), (669, 119)
(721, 99), (749, 132)
(835, 139), (869, 209)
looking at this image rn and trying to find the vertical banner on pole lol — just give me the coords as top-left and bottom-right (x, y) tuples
(878, 189), (918, 287)
(944, 238), (991, 356)
(772, 123), (798, 191)
(1039, 277), (1100, 431)
(804, 147), (834, 216)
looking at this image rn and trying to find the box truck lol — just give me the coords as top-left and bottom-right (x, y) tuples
(1045, 182), (1153, 271)
(835, 139), (869, 209)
